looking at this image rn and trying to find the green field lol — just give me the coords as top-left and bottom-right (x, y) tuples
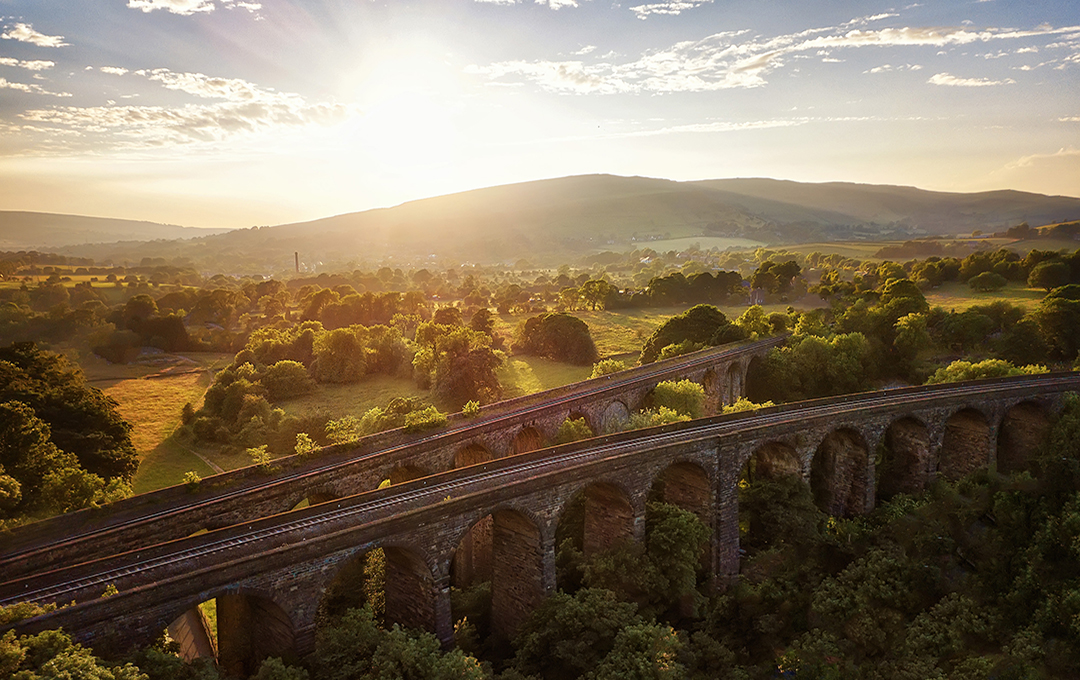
(923, 281), (1046, 312)
(89, 353), (231, 493)
(499, 355), (593, 398)
(277, 373), (437, 418)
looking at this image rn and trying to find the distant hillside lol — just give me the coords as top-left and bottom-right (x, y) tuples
(52, 175), (1080, 270)
(0, 211), (232, 250)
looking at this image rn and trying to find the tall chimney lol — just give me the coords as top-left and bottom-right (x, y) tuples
(294, 252), (299, 274)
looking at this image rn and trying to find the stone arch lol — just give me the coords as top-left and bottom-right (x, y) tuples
(939, 408), (991, 481)
(166, 591), (294, 678)
(877, 417), (932, 501)
(723, 362), (743, 406)
(566, 410), (595, 435)
(810, 428), (870, 517)
(389, 465), (428, 485)
(510, 426), (544, 455)
(997, 402), (1050, 474)
(651, 462), (711, 522)
(450, 508), (545, 642)
(557, 479), (630, 561)
(319, 544), (436, 634)
(600, 400), (630, 434)
(455, 443), (493, 469)
(745, 441), (801, 482)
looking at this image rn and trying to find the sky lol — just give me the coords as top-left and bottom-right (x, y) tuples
(0, 0), (1077, 228)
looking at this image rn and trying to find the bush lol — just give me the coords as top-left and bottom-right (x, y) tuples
(624, 407), (690, 430)
(555, 417), (594, 444)
(404, 406), (448, 433)
(652, 379), (705, 419)
(590, 359), (627, 378)
(925, 359), (1047, 384)
(722, 397), (774, 413)
(639, 304), (745, 364)
(261, 360), (315, 401)
(462, 400), (481, 418)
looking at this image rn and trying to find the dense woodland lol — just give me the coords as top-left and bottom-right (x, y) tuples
(5, 238), (1080, 677)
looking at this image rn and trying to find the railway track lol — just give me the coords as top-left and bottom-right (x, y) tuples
(0, 336), (783, 574)
(4, 370), (1075, 609)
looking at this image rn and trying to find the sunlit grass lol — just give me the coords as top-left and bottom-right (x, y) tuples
(499, 356), (592, 398)
(96, 354), (230, 493)
(923, 281), (1046, 312)
(276, 373), (439, 417)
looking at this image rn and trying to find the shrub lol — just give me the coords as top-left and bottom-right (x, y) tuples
(555, 417), (594, 444)
(652, 379), (705, 419)
(261, 360), (315, 401)
(722, 397), (775, 414)
(590, 359), (627, 378)
(462, 400), (481, 418)
(404, 406), (448, 433)
(182, 471), (201, 491)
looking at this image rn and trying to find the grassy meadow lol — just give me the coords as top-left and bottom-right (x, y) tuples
(86, 353), (231, 493)
(922, 281), (1047, 312)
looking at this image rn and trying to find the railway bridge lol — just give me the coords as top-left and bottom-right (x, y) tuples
(0, 336), (781, 584)
(3, 372), (1077, 676)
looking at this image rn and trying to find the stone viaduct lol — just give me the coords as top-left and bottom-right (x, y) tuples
(3, 371), (1077, 677)
(0, 337), (779, 586)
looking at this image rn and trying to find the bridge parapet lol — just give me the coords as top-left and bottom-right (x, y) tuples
(3, 371), (1075, 670)
(0, 336), (784, 582)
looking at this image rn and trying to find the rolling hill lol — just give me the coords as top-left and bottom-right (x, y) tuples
(37, 175), (1080, 270)
(0, 211), (232, 251)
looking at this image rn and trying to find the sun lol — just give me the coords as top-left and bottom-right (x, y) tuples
(343, 48), (466, 171)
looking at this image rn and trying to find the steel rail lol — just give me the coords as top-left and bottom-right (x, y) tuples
(4, 371), (1076, 608)
(0, 336), (783, 567)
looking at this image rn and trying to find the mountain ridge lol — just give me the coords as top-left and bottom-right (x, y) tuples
(10, 174), (1080, 269)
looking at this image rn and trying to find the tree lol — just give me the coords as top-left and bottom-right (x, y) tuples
(514, 313), (599, 366)
(968, 271), (1007, 292)
(1028, 261), (1071, 292)
(414, 323), (503, 408)
(639, 305), (745, 364)
(0, 342), (136, 484)
(261, 360), (315, 401)
(580, 280), (614, 311)
(511, 589), (643, 680)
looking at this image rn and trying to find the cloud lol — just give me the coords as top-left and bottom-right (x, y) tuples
(126, 0), (260, 14)
(864, 63), (922, 73)
(100, 66), (129, 76)
(468, 19), (1079, 95)
(0, 57), (55, 71)
(0, 23), (68, 48)
(629, 1), (712, 20)
(928, 72), (1015, 86)
(1058, 116), (1080, 122)
(17, 69), (354, 151)
(0, 77), (70, 97)
(844, 12), (899, 27)
(138, 68), (289, 102)
(574, 45), (597, 55)
(474, 0), (518, 4)
(127, 0), (215, 14)
(537, 0), (579, 7)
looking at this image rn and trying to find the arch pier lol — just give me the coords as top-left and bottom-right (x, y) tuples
(2, 373), (1075, 665)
